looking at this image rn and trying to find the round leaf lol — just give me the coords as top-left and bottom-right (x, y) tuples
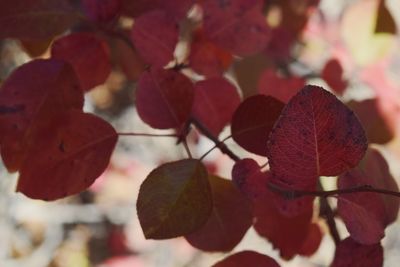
(212, 251), (280, 267)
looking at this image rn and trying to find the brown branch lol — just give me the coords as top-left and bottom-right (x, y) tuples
(317, 181), (340, 245)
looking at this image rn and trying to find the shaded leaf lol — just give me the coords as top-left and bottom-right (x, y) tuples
(212, 251), (280, 267)
(136, 68), (194, 129)
(337, 148), (399, 244)
(19, 38), (53, 58)
(231, 95), (284, 156)
(51, 32), (111, 91)
(374, 0), (396, 34)
(131, 10), (179, 67)
(83, 0), (121, 23)
(136, 159), (212, 239)
(264, 27), (296, 62)
(331, 237), (383, 267)
(321, 59), (348, 95)
(0, 59), (84, 172)
(185, 175), (252, 251)
(201, 0), (271, 56)
(0, 0), (79, 39)
(17, 110), (118, 200)
(192, 77), (241, 136)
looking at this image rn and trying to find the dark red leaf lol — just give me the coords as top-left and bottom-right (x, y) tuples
(192, 78), (241, 136)
(51, 32), (111, 91)
(257, 69), (305, 103)
(331, 237), (383, 267)
(337, 148), (399, 244)
(136, 159), (212, 239)
(212, 251), (280, 267)
(83, 0), (121, 23)
(201, 0), (271, 56)
(298, 223), (323, 256)
(231, 95), (284, 156)
(136, 68), (194, 129)
(374, 0), (396, 34)
(131, 10), (179, 67)
(17, 110), (118, 200)
(0, 0), (79, 39)
(189, 28), (233, 77)
(0, 59), (84, 172)
(321, 59), (348, 95)
(264, 27), (296, 62)
(185, 175), (252, 251)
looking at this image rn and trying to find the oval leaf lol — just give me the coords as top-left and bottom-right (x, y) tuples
(231, 95), (284, 156)
(51, 32), (111, 91)
(131, 10), (179, 67)
(136, 68), (194, 129)
(185, 175), (252, 252)
(17, 110), (118, 200)
(212, 251), (280, 267)
(321, 59), (347, 95)
(0, 59), (84, 172)
(83, 0), (121, 23)
(136, 159), (212, 239)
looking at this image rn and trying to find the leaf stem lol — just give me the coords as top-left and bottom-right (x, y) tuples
(117, 132), (178, 137)
(199, 135), (232, 161)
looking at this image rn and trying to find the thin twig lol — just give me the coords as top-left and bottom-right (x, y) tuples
(317, 181), (340, 245)
(182, 137), (193, 159)
(117, 132), (178, 137)
(199, 135), (232, 161)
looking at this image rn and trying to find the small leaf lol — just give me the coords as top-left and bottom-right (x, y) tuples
(136, 159), (212, 239)
(374, 0), (396, 34)
(185, 175), (252, 252)
(321, 59), (348, 95)
(136, 68), (194, 129)
(0, 59), (84, 172)
(192, 77), (241, 136)
(331, 237), (383, 267)
(0, 0), (79, 39)
(51, 32), (111, 91)
(231, 95), (284, 156)
(212, 251), (281, 267)
(17, 110), (118, 200)
(131, 10), (179, 67)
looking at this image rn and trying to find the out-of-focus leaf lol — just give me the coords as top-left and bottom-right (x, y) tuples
(212, 251), (281, 267)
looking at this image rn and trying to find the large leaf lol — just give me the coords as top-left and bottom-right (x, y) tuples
(185, 175), (252, 251)
(231, 95), (284, 156)
(136, 68), (194, 129)
(0, 59), (84, 172)
(337, 148), (399, 244)
(51, 33), (111, 91)
(136, 159), (212, 239)
(17, 110), (118, 200)
(212, 251), (280, 267)
(0, 0), (79, 39)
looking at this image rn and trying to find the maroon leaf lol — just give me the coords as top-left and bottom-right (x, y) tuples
(185, 175), (252, 251)
(264, 27), (296, 62)
(321, 59), (348, 95)
(136, 159), (212, 239)
(257, 68), (305, 103)
(0, 0), (79, 39)
(83, 0), (121, 23)
(337, 148), (399, 244)
(51, 32), (111, 91)
(298, 223), (323, 256)
(231, 95), (284, 156)
(331, 237), (383, 267)
(136, 68), (194, 129)
(131, 10), (179, 67)
(374, 0), (396, 34)
(0, 59), (84, 172)
(17, 110), (118, 200)
(192, 78), (241, 136)
(212, 251), (280, 267)
(201, 0), (271, 56)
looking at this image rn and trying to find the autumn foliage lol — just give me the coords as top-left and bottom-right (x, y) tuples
(1, 0), (399, 266)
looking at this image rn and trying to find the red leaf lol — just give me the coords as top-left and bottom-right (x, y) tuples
(0, 59), (84, 172)
(231, 95), (284, 156)
(331, 237), (383, 267)
(189, 28), (233, 77)
(136, 68), (194, 129)
(131, 10), (179, 67)
(321, 59), (348, 95)
(211, 251), (280, 267)
(264, 27), (296, 62)
(337, 148), (399, 244)
(257, 68), (305, 103)
(51, 32), (111, 91)
(0, 0), (79, 39)
(201, 0), (271, 56)
(267, 85), (367, 206)
(17, 110), (118, 200)
(185, 175), (252, 252)
(192, 78), (241, 136)
(83, 0), (121, 23)
(136, 159), (212, 239)
(298, 223), (323, 256)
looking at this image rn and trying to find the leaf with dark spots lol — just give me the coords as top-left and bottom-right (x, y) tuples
(17, 110), (117, 200)
(185, 175), (252, 251)
(137, 159), (212, 239)
(231, 95), (284, 156)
